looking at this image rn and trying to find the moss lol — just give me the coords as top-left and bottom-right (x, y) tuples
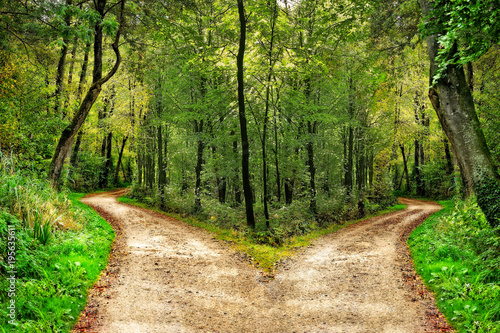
(474, 175), (500, 228)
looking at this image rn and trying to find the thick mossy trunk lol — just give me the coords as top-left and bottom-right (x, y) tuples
(421, 0), (500, 227)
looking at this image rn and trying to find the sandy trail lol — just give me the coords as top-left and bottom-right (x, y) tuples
(75, 192), (448, 333)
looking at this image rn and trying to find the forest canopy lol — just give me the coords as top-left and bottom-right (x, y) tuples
(1, 0), (500, 230)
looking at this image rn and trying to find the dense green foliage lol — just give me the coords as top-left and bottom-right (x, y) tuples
(409, 198), (500, 332)
(1, 0), (500, 330)
(0, 157), (114, 332)
(421, 0), (500, 83)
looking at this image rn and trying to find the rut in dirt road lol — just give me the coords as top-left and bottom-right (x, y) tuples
(75, 192), (449, 333)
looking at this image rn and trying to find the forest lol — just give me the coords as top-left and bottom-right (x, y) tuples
(1, 0), (500, 332)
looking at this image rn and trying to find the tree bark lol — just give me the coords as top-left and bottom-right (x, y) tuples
(231, 132), (242, 204)
(63, 35), (79, 112)
(98, 131), (113, 188)
(421, 0), (500, 227)
(76, 42), (91, 102)
(158, 125), (166, 197)
(346, 126), (354, 196)
(68, 129), (83, 181)
(115, 135), (128, 184)
(368, 151), (374, 189)
(49, 0), (125, 188)
(217, 176), (227, 203)
(400, 144), (410, 193)
(274, 107), (281, 202)
(54, 0), (73, 117)
(237, 0), (255, 229)
(307, 120), (317, 214)
(414, 139), (423, 195)
(194, 120), (204, 212)
(137, 147), (143, 186)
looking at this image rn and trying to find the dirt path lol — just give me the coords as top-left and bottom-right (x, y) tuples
(75, 192), (452, 333)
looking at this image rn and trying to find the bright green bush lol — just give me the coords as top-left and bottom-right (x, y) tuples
(0, 155), (114, 332)
(0, 195), (115, 332)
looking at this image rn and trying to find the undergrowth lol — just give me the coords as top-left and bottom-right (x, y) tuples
(0, 154), (114, 332)
(119, 195), (405, 271)
(409, 197), (500, 332)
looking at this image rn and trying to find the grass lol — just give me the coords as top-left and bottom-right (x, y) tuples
(119, 195), (406, 272)
(0, 190), (114, 332)
(409, 198), (500, 332)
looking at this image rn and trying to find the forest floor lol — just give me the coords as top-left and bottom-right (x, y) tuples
(74, 190), (453, 333)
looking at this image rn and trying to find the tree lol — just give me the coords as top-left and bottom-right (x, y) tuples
(49, 0), (125, 188)
(237, 0), (255, 229)
(420, 0), (500, 227)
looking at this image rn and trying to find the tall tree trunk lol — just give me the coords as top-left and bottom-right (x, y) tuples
(357, 148), (365, 192)
(194, 120), (204, 212)
(260, 0), (278, 228)
(414, 139), (423, 195)
(115, 135), (128, 185)
(368, 151), (374, 189)
(342, 127), (347, 187)
(98, 131), (113, 188)
(262, 95), (270, 225)
(420, 0), (500, 227)
(346, 126), (354, 197)
(237, 0), (255, 229)
(157, 124), (166, 201)
(217, 176), (227, 204)
(307, 120), (317, 214)
(54, 0), (72, 117)
(54, 42), (69, 117)
(231, 132), (242, 204)
(400, 144), (410, 193)
(274, 101), (281, 202)
(76, 42), (91, 102)
(146, 129), (155, 191)
(49, 0), (125, 188)
(157, 79), (167, 202)
(63, 35), (79, 113)
(415, 95), (428, 195)
(137, 146), (143, 187)
(67, 36), (78, 86)
(68, 130), (83, 182)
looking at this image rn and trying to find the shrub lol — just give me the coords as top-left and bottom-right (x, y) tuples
(409, 197), (500, 332)
(0, 153), (114, 332)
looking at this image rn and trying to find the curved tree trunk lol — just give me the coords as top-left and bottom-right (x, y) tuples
(49, 0), (125, 188)
(420, 0), (500, 227)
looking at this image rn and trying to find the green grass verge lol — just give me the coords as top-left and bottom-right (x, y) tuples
(0, 193), (114, 332)
(409, 199), (500, 332)
(118, 196), (405, 272)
